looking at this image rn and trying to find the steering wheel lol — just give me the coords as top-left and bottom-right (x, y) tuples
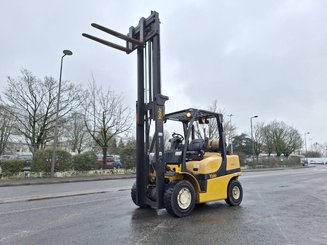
(172, 132), (184, 142)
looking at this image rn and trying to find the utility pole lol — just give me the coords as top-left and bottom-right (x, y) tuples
(304, 132), (310, 165)
(250, 115), (258, 166)
(228, 114), (234, 154)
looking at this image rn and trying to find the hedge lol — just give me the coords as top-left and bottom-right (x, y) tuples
(0, 159), (24, 177)
(72, 151), (98, 171)
(32, 149), (72, 172)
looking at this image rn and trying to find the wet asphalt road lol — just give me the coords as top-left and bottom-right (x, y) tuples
(0, 166), (326, 245)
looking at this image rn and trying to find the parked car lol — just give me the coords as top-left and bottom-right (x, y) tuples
(98, 155), (115, 169)
(114, 155), (122, 168)
(98, 155), (122, 169)
(0, 155), (16, 161)
(23, 160), (32, 171)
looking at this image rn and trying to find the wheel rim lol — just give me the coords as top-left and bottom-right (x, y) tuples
(232, 186), (240, 200)
(177, 187), (192, 209)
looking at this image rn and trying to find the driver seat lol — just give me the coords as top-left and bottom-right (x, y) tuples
(186, 139), (205, 161)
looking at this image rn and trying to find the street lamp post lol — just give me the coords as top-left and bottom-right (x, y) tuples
(304, 132), (310, 165)
(51, 50), (73, 178)
(228, 114), (234, 154)
(250, 115), (258, 166)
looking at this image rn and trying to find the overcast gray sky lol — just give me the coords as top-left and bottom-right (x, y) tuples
(1, 0), (326, 145)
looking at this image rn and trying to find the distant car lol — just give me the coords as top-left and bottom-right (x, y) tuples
(98, 155), (115, 169)
(23, 160), (32, 171)
(106, 156), (116, 168)
(17, 154), (33, 161)
(114, 156), (122, 168)
(0, 155), (16, 161)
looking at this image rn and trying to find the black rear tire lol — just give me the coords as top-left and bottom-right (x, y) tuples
(225, 198), (232, 206)
(131, 181), (149, 208)
(225, 179), (243, 206)
(164, 180), (195, 217)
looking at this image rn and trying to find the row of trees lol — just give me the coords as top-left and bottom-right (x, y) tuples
(306, 142), (327, 157)
(252, 121), (302, 157)
(233, 122), (327, 160)
(193, 100), (304, 158)
(1, 70), (326, 169)
(193, 101), (326, 160)
(0, 70), (132, 164)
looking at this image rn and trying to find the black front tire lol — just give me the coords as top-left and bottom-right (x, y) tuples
(164, 180), (195, 217)
(131, 181), (148, 208)
(225, 179), (243, 206)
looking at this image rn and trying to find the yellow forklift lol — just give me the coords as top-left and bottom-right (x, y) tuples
(83, 11), (242, 217)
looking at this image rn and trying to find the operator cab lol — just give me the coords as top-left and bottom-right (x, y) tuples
(164, 108), (226, 166)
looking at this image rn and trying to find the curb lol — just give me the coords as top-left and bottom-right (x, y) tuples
(242, 166), (313, 172)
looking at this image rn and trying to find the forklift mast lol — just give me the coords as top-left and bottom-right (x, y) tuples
(83, 11), (167, 208)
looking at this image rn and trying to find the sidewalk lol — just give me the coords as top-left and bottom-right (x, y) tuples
(0, 174), (136, 187)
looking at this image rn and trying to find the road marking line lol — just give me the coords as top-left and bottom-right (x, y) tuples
(243, 169), (326, 179)
(0, 196), (130, 216)
(136, 219), (169, 244)
(0, 186), (131, 204)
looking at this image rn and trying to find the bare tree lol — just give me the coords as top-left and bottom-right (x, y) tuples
(84, 78), (132, 166)
(262, 124), (274, 156)
(2, 69), (83, 152)
(64, 112), (91, 154)
(0, 105), (13, 155)
(281, 125), (302, 157)
(305, 150), (322, 158)
(195, 100), (236, 143)
(312, 142), (327, 157)
(253, 122), (265, 161)
(269, 121), (286, 157)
